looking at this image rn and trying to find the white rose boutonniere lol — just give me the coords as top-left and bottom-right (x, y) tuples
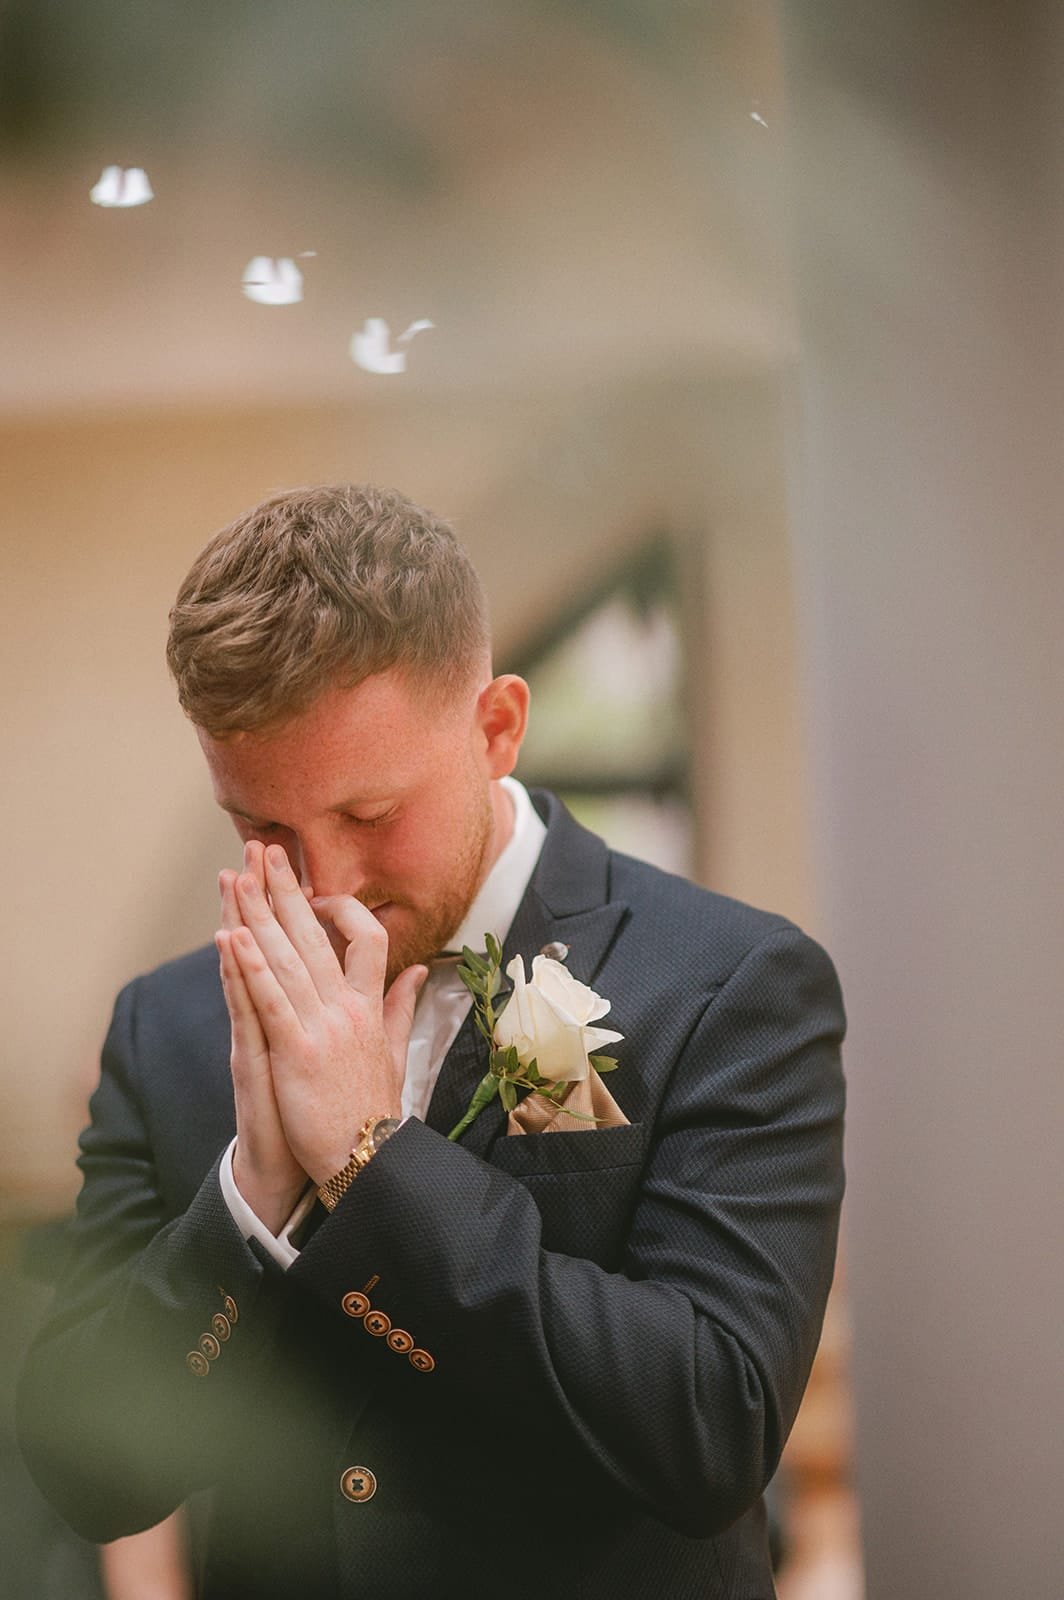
(447, 936), (624, 1141)
(495, 954), (623, 1083)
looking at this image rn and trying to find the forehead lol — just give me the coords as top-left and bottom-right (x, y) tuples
(198, 673), (458, 815)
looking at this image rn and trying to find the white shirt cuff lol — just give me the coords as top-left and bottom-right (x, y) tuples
(219, 1137), (317, 1270)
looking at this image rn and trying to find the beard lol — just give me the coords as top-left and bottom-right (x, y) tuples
(317, 782), (496, 987)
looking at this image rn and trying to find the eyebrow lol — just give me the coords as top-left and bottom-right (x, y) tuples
(219, 802), (268, 825)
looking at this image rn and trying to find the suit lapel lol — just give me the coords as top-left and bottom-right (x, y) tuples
(424, 791), (629, 1162)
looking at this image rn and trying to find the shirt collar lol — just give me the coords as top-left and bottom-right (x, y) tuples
(446, 776), (546, 954)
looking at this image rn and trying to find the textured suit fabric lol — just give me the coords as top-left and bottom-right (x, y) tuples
(17, 791), (846, 1599)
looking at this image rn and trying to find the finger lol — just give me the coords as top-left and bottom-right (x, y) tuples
(244, 839), (268, 895)
(234, 871), (321, 1027)
(262, 844), (347, 1001)
(310, 893), (389, 997)
(382, 963), (429, 1074)
(215, 929), (269, 1065)
(228, 921), (304, 1043)
(219, 869), (243, 932)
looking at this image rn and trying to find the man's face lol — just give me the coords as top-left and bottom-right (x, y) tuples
(198, 672), (509, 984)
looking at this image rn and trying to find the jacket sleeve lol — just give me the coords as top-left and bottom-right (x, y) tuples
(285, 923), (847, 1538)
(15, 977), (290, 1543)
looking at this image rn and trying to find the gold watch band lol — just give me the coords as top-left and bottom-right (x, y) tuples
(317, 1116), (401, 1212)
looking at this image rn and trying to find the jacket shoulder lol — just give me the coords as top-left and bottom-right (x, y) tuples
(114, 942), (225, 1042)
(609, 845), (795, 945)
(605, 846), (839, 1002)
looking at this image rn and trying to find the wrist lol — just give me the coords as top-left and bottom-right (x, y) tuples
(317, 1115), (402, 1212)
(232, 1147), (308, 1236)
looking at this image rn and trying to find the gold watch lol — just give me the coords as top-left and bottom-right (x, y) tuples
(317, 1116), (402, 1212)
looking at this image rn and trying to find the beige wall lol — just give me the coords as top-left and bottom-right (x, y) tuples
(1, 373), (811, 1211)
(784, 2), (1064, 1594)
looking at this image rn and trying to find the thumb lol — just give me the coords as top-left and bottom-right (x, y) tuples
(382, 963), (429, 1070)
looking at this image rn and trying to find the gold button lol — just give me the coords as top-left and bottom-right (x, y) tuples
(198, 1333), (221, 1361)
(340, 1465), (377, 1503)
(211, 1313), (232, 1342)
(223, 1295), (239, 1325)
(364, 1310), (391, 1337)
(409, 1348), (435, 1373)
(341, 1291), (370, 1320)
(386, 1328), (413, 1354)
(186, 1351), (210, 1378)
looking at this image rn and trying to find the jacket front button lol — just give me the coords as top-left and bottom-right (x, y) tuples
(340, 1466), (377, 1503)
(364, 1310), (391, 1337)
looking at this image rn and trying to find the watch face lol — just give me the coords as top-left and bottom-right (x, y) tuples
(369, 1116), (402, 1154)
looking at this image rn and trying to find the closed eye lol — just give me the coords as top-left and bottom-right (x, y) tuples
(347, 810), (395, 830)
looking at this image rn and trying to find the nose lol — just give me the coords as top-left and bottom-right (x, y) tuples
(291, 826), (372, 902)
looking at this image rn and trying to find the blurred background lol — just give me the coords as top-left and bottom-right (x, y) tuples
(2, 2), (1061, 1597)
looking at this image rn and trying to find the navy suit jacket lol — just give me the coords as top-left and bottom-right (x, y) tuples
(18, 791), (845, 1599)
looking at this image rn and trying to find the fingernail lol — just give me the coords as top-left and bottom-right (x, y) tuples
(238, 873), (260, 899)
(266, 845), (288, 872)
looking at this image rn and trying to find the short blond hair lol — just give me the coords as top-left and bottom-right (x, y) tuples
(166, 483), (490, 735)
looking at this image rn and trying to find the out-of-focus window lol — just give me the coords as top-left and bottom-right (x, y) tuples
(508, 539), (692, 876)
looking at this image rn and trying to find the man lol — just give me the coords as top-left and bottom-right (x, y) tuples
(18, 483), (846, 1598)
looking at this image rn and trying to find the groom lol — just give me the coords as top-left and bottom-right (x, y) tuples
(18, 483), (846, 1599)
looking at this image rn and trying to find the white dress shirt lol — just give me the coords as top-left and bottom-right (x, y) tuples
(219, 775), (546, 1266)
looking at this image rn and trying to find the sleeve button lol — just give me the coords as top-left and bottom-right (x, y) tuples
(211, 1313), (232, 1342)
(341, 1291), (370, 1319)
(186, 1351), (210, 1378)
(408, 1348), (435, 1373)
(198, 1333), (221, 1361)
(386, 1329), (413, 1354)
(364, 1310), (391, 1337)
(340, 1466), (377, 1503)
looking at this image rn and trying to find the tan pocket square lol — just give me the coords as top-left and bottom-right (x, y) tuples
(507, 1069), (630, 1135)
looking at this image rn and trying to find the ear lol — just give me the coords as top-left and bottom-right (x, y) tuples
(474, 675), (530, 779)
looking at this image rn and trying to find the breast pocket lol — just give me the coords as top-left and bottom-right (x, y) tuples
(489, 1123), (650, 1266)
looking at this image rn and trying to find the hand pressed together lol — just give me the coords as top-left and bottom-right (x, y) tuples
(214, 841), (427, 1232)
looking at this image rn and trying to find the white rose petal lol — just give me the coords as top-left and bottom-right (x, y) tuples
(398, 318), (435, 343)
(90, 165), (154, 207)
(242, 256), (304, 306)
(494, 955), (623, 1084)
(529, 956), (612, 1024)
(351, 316), (434, 375)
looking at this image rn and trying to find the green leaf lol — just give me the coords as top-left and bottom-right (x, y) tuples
(500, 1079), (517, 1112)
(589, 1055), (619, 1073)
(489, 1047), (513, 1078)
(461, 946), (490, 977)
(555, 1104), (600, 1123)
(488, 966), (504, 999)
(457, 966), (482, 998)
(485, 932), (503, 966)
